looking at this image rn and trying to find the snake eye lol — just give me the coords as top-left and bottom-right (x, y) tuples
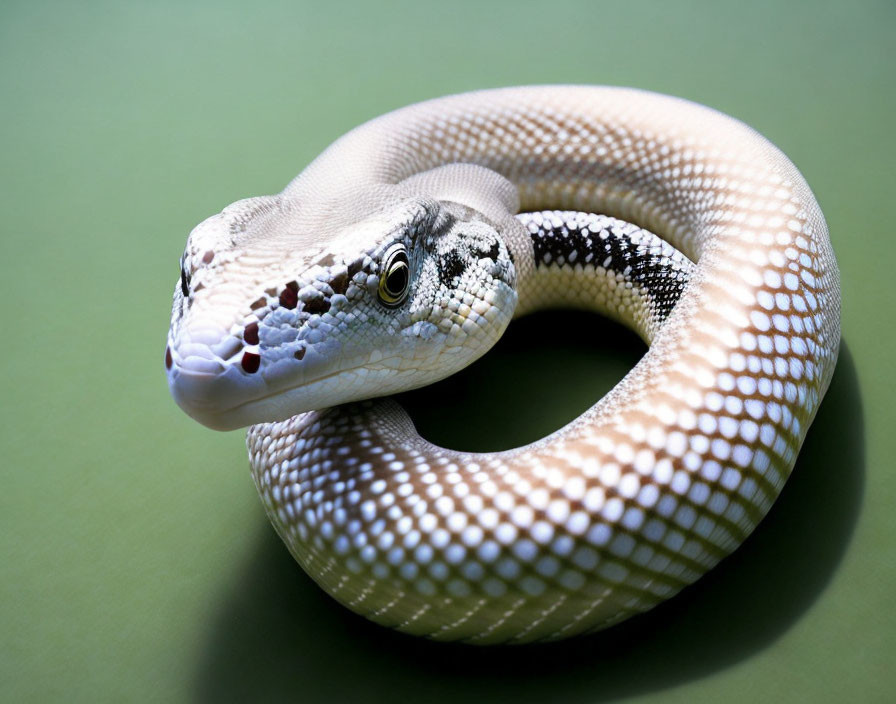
(377, 243), (410, 307)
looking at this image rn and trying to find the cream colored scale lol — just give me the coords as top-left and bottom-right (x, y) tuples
(166, 86), (840, 643)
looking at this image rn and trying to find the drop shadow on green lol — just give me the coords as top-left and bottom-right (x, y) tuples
(194, 312), (864, 703)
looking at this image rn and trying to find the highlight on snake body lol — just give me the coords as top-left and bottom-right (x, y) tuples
(166, 86), (839, 643)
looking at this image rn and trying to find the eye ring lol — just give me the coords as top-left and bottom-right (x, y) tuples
(377, 243), (410, 307)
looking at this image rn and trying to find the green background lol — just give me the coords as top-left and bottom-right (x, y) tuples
(2, 1), (893, 701)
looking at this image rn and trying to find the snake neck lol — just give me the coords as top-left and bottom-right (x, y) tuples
(512, 211), (692, 345)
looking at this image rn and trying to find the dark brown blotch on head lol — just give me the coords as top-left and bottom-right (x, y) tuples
(250, 297), (267, 311)
(180, 266), (190, 297)
(202, 250), (215, 264)
(329, 271), (348, 295)
(244, 322), (259, 345)
(241, 351), (261, 373)
(165, 346), (173, 370)
(294, 347), (305, 361)
(279, 281), (299, 310)
(347, 258), (364, 279)
(303, 296), (331, 315)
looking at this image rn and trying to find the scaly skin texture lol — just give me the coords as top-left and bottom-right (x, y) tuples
(167, 86), (840, 643)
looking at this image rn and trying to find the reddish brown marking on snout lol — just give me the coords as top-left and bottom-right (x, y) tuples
(202, 250), (215, 264)
(279, 281), (299, 310)
(244, 322), (259, 345)
(241, 351), (261, 373)
(165, 346), (173, 370)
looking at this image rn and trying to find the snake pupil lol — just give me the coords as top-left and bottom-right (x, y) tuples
(378, 245), (410, 307)
(386, 264), (408, 295)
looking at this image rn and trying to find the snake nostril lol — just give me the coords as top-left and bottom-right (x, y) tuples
(165, 346), (173, 370)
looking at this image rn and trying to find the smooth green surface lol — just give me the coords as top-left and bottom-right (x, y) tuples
(1, 1), (893, 701)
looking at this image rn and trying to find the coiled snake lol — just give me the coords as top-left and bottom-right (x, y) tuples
(166, 86), (839, 643)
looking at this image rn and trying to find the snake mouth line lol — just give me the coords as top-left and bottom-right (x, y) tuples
(224, 364), (365, 415)
(169, 357), (367, 429)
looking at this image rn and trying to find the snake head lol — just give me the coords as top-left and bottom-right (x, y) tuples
(166, 179), (518, 431)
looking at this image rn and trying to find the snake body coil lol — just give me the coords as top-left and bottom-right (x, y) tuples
(166, 86), (839, 643)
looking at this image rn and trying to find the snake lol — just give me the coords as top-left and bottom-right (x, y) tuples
(165, 86), (839, 644)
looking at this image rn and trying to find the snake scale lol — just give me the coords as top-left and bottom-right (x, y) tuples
(166, 86), (839, 643)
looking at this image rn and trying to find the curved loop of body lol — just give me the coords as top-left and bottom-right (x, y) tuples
(168, 87), (840, 643)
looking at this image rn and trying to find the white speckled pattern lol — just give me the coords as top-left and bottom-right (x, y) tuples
(169, 86), (839, 643)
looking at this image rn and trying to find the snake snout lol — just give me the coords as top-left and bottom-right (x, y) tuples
(166, 325), (267, 431)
